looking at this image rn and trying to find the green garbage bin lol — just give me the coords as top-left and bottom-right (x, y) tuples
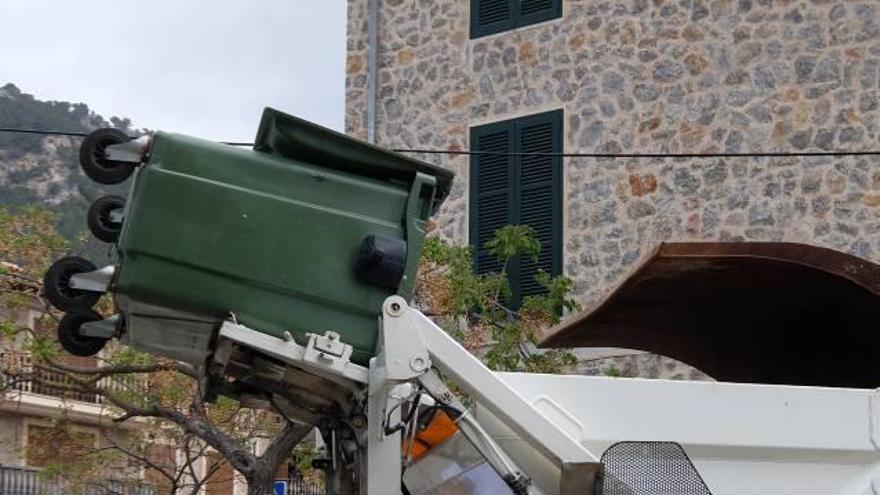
(111, 108), (453, 365)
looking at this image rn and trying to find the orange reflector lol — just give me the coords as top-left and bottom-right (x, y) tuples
(403, 410), (459, 461)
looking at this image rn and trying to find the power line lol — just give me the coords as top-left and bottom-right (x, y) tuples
(1, 127), (879, 159)
(0, 128), (88, 138)
(391, 148), (880, 158)
(0, 128), (249, 146)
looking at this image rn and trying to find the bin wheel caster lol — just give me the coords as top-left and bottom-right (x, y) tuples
(58, 310), (107, 357)
(88, 195), (125, 243)
(79, 128), (135, 184)
(43, 256), (102, 311)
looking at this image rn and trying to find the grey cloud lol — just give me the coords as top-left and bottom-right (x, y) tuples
(0, 0), (346, 141)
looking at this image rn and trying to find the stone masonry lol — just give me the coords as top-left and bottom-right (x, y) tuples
(346, 0), (880, 378)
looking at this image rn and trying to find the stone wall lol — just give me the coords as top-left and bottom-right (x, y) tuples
(0, 412), (23, 465)
(346, 0), (880, 375)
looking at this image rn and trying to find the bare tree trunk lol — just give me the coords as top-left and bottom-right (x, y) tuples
(246, 421), (313, 495)
(246, 469), (276, 495)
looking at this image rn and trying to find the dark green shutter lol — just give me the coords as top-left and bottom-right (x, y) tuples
(517, 0), (562, 27)
(514, 110), (562, 302)
(471, 0), (562, 39)
(471, 0), (515, 38)
(470, 120), (514, 277)
(470, 110), (562, 309)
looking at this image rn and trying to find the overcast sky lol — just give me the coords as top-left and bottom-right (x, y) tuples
(0, 0), (346, 141)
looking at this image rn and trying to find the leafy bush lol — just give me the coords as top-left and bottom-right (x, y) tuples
(417, 224), (580, 373)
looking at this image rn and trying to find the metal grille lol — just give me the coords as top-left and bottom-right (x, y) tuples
(0, 465), (156, 495)
(284, 479), (326, 495)
(1, 352), (142, 404)
(597, 442), (712, 495)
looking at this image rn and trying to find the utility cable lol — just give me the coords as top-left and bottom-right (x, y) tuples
(392, 148), (880, 158)
(0, 128), (247, 146)
(1, 127), (879, 159)
(0, 128), (88, 138)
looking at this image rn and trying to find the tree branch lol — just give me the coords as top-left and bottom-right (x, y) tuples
(97, 427), (179, 489)
(43, 359), (198, 380)
(9, 367), (259, 476)
(259, 420), (312, 470)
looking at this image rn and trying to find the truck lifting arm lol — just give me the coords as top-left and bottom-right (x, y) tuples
(216, 296), (599, 495)
(376, 296), (599, 493)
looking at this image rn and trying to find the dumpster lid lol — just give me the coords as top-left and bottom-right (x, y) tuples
(540, 242), (880, 388)
(254, 108), (454, 213)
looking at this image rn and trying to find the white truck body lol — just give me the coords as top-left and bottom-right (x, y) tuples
(476, 372), (880, 495)
(217, 298), (880, 494)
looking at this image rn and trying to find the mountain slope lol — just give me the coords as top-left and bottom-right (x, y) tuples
(0, 83), (133, 240)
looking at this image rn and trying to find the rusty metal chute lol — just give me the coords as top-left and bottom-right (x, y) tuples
(540, 242), (880, 388)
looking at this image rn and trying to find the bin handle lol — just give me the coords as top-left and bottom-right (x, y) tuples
(398, 172), (437, 297)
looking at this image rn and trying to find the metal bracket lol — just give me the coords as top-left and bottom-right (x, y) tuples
(379, 296), (431, 381)
(359, 296), (434, 495)
(217, 321), (369, 386)
(108, 208), (125, 223)
(105, 135), (150, 163)
(80, 314), (120, 339)
(69, 265), (115, 293)
(308, 331), (347, 358)
(364, 359), (404, 495)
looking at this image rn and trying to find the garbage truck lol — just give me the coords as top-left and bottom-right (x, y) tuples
(42, 109), (880, 494)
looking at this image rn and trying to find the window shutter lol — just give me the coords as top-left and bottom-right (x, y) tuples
(470, 121), (514, 277)
(471, 0), (515, 38)
(516, 0), (562, 26)
(470, 110), (562, 309)
(513, 111), (562, 303)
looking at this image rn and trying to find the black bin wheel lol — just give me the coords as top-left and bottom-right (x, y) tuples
(88, 195), (125, 243)
(58, 310), (108, 357)
(43, 256), (102, 311)
(79, 128), (136, 184)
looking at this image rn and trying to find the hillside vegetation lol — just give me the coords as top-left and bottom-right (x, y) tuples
(0, 83), (134, 242)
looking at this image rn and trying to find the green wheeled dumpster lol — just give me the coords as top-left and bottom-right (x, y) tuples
(49, 108), (453, 366)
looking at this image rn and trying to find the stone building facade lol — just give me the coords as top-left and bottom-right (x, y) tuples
(345, 0), (880, 377)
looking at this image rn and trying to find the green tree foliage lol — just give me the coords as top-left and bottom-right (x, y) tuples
(0, 205), (69, 314)
(0, 84), (86, 158)
(417, 224), (580, 373)
(0, 83), (134, 157)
